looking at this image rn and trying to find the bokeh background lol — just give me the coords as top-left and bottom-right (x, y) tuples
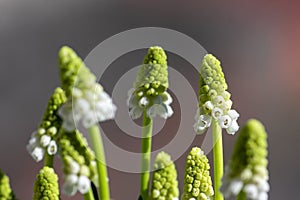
(1, 0), (299, 199)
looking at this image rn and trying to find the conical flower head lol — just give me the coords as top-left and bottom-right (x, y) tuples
(27, 87), (66, 162)
(150, 152), (179, 200)
(0, 169), (16, 200)
(181, 147), (214, 200)
(194, 54), (239, 135)
(33, 167), (59, 200)
(59, 130), (97, 196)
(128, 46), (173, 119)
(221, 119), (269, 200)
(58, 46), (116, 131)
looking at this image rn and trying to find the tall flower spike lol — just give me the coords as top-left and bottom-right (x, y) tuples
(181, 147), (214, 200)
(58, 46), (117, 131)
(194, 54), (239, 135)
(221, 119), (269, 200)
(59, 130), (97, 196)
(0, 169), (16, 200)
(27, 87), (66, 162)
(33, 167), (59, 200)
(150, 152), (179, 200)
(128, 46), (173, 119)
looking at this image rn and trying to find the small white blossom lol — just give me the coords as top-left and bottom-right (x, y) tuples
(213, 95), (225, 107)
(203, 101), (214, 111)
(194, 114), (211, 134)
(129, 106), (144, 120)
(218, 115), (232, 129)
(212, 107), (223, 119)
(69, 161), (80, 174)
(139, 97), (149, 107)
(164, 92), (173, 105)
(228, 109), (240, 120)
(40, 135), (51, 147)
(63, 182), (78, 196)
(77, 175), (91, 194)
(229, 179), (243, 195)
(47, 140), (57, 155)
(65, 174), (79, 185)
(31, 147), (45, 162)
(226, 120), (239, 135)
(257, 192), (268, 200)
(244, 184), (258, 199)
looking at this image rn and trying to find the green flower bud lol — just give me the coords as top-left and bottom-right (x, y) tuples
(128, 47), (173, 119)
(221, 119), (269, 200)
(0, 169), (16, 200)
(195, 54), (239, 135)
(33, 167), (59, 200)
(150, 152), (179, 200)
(181, 147), (214, 200)
(58, 46), (96, 98)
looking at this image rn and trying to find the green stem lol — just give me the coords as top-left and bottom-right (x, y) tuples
(212, 120), (224, 200)
(88, 125), (110, 200)
(44, 153), (53, 167)
(83, 189), (95, 200)
(140, 111), (153, 200)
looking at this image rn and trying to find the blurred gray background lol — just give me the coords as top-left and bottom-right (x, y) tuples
(1, 0), (299, 199)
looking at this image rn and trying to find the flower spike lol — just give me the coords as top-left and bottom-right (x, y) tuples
(128, 46), (173, 119)
(221, 119), (269, 200)
(58, 46), (117, 131)
(181, 147), (214, 200)
(150, 152), (179, 200)
(59, 130), (97, 196)
(27, 87), (66, 162)
(0, 169), (16, 200)
(194, 54), (239, 135)
(33, 167), (59, 200)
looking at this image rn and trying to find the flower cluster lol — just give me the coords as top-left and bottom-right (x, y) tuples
(33, 167), (59, 200)
(0, 169), (16, 200)
(221, 119), (269, 200)
(194, 54), (239, 135)
(58, 46), (116, 131)
(27, 87), (66, 162)
(59, 130), (97, 196)
(181, 147), (214, 200)
(128, 46), (173, 119)
(150, 152), (179, 200)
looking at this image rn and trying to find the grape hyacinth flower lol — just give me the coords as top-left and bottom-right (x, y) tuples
(181, 147), (214, 200)
(0, 169), (16, 200)
(150, 152), (179, 200)
(194, 54), (239, 135)
(221, 119), (269, 200)
(33, 167), (60, 200)
(57, 46), (116, 132)
(59, 130), (97, 196)
(26, 87), (66, 164)
(127, 46), (173, 120)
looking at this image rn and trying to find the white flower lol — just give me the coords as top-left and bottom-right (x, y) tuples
(77, 176), (91, 194)
(218, 115), (232, 129)
(63, 182), (78, 196)
(31, 147), (45, 162)
(47, 140), (57, 155)
(82, 112), (98, 128)
(194, 114), (211, 134)
(213, 95), (225, 107)
(27, 135), (38, 152)
(69, 161), (80, 174)
(139, 97), (149, 107)
(257, 192), (268, 200)
(40, 135), (51, 147)
(164, 92), (173, 105)
(65, 174), (79, 185)
(212, 107), (223, 119)
(244, 184), (258, 199)
(129, 106), (144, 120)
(226, 120), (239, 135)
(74, 98), (90, 114)
(203, 101), (214, 111)
(147, 104), (173, 119)
(240, 169), (252, 181)
(228, 179), (243, 196)
(228, 109), (239, 120)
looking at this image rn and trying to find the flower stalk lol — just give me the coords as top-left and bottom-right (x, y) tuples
(88, 125), (110, 200)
